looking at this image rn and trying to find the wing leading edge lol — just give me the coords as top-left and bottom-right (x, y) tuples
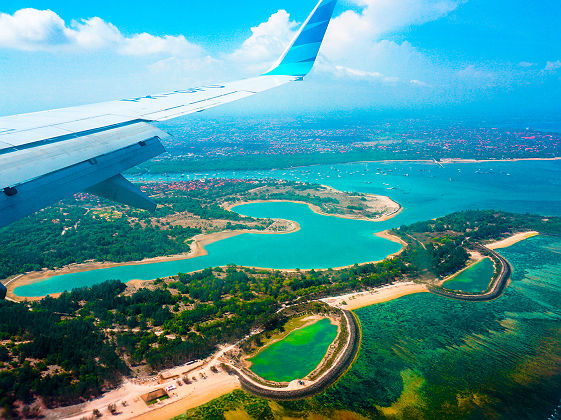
(0, 0), (337, 228)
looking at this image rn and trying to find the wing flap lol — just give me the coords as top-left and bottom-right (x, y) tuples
(0, 137), (164, 228)
(1, 122), (169, 188)
(86, 174), (157, 212)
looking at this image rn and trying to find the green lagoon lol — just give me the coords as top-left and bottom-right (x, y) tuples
(444, 257), (495, 293)
(312, 236), (561, 419)
(248, 318), (338, 382)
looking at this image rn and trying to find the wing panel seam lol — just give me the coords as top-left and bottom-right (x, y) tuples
(0, 119), (150, 157)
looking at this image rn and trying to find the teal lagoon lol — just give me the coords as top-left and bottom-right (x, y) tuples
(248, 318), (338, 382)
(14, 202), (401, 297)
(15, 159), (561, 297)
(443, 257), (496, 293)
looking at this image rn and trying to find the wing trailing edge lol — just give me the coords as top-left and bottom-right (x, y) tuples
(86, 175), (157, 212)
(0, 1), (338, 227)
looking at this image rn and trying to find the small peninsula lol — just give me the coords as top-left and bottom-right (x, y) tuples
(1, 179), (399, 300)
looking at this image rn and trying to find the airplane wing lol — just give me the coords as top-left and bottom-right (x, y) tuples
(0, 0), (337, 228)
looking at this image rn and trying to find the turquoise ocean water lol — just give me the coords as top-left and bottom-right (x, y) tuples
(13, 159), (561, 418)
(16, 160), (561, 297)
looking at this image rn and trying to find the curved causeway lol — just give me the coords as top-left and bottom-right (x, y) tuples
(429, 243), (512, 302)
(232, 310), (361, 400)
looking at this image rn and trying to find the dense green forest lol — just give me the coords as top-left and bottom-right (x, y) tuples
(0, 206), (200, 278)
(0, 180), (277, 279)
(0, 179), (370, 280)
(1, 210), (560, 418)
(395, 210), (561, 278)
(401, 209), (560, 239)
(0, 258), (409, 417)
(0, 285), (128, 415)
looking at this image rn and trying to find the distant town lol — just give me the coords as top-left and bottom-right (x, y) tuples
(130, 116), (561, 173)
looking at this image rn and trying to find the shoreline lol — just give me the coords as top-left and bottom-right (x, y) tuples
(224, 186), (402, 223)
(131, 157), (561, 178)
(322, 282), (430, 311)
(358, 157), (561, 165)
(486, 231), (539, 249)
(6, 196), (403, 301)
(5, 220), (301, 302)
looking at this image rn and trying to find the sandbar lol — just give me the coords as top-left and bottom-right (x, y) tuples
(322, 282), (429, 311)
(224, 192), (402, 223)
(486, 231), (539, 249)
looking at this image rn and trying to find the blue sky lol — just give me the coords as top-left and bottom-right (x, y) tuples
(1, 0), (560, 117)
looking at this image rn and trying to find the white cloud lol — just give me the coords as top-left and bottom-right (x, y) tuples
(324, 0), (465, 57)
(227, 10), (298, 73)
(544, 60), (561, 72)
(332, 65), (404, 84)
(146, 11), (299, 83)
(333, 65), (385, 80)
(0, 8), (203, 57)
(120, 33), (203, 57)
(518, 61), (536, 68)
(0, 8), (70, 50)
(67, 17), (121, 50)
(456, 64), (496, 83)
(316, 0), (466, 90)
(410, 79), (432, 88)
(330, 66), (433, 89)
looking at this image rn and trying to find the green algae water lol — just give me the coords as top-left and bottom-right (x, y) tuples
(312, 235), (561, 419)
(443, 257), (495, 293)
(248, 318), (338, 382)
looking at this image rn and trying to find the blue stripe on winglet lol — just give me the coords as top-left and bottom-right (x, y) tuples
(308, 0), (337, 25)
(281, 42), (322, 64)
(265, 0), (337, 77)
(293, 20), (330, 47)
